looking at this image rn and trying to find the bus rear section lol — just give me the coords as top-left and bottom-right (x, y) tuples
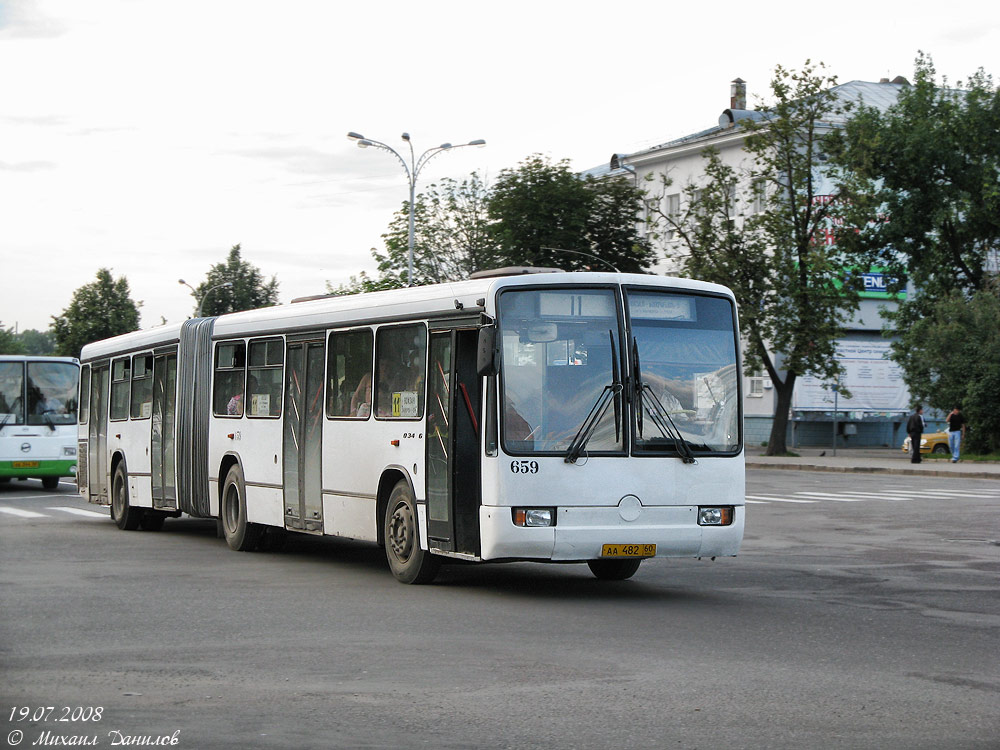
(0, 356), (80, 490)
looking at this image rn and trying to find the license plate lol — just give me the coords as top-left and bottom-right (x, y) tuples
(12, 461), (39, 468)
(601, 544), (656, 558)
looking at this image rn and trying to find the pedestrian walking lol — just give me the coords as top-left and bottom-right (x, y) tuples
(907, 406), (925, 464)
(946, 406), (966, 463)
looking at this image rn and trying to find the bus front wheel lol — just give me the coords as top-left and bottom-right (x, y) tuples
(42, 476), (59, 490)
(384, 479), (440, 585)
(221, 464), (261, 552)
(587, 558), (642, 581)
(111, 464), (142, 530)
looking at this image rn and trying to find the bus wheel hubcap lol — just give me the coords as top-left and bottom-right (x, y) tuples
(389, 503), (413, 562)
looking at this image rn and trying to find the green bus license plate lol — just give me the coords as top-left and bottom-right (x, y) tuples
(602, 544), (656, 558)
(12, 461), (39, 469)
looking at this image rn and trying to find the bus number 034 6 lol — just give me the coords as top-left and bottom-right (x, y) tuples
(510, 460), (539, 474)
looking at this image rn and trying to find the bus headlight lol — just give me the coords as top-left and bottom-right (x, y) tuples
(698, 507), (734, 526)
(63, 446), (77, 457)
(513, 508), (555, 527)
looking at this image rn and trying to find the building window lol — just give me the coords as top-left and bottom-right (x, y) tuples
(247, 338), (283, 418)
(327, 328), (374, 419)
(751, 179), (767, 214)
(664, 193), (680, 240)
(747, 371), (771, 398)
(214, 341), (247, 417)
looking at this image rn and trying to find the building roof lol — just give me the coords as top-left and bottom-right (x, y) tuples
(590, 79), (909, 175)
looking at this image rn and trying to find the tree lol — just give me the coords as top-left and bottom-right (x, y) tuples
(650, 62), (861, 455)
(18, 329), (55, 355)
(487, 154), (655, 273)
(190, 244), (280, 316)
(887, 285), (1000, 453)
(830, 54), (1000, 448)
(831, 53), (1000, 299)
(51, 268), (141, 358)
(0, 322), (25, 355)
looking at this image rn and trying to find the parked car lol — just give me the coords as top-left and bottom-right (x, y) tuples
(902, 430), (950, 455)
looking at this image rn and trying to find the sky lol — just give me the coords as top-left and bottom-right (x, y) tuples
(2, 0), (997, 333)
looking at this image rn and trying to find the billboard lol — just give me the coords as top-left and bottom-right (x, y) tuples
(793, 339), (909, 412)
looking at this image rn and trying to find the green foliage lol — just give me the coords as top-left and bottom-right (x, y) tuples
(488, 154), (654, 272)
(17, 329), (55, 355)
(0, 322), (25, 355)
(651, 61), (861, 454)
(830, 53), (1000, 451)
(889, 285), (1000, 453)
(830, 53), (1000, 298)
(375, 173), (494, 287)
(50, 268), (141, 358)
(191, 244), (280, 316)
(326, 271), (404, 296)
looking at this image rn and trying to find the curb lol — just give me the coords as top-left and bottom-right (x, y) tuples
(747, 462), (1000, 480)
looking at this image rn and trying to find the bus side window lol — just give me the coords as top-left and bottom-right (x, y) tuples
(130, 354), (153, 419)
(110, 357), (131, 421)
(247, 338), (283, 418)
(79, 365), (91, 425)
(213, 342), (247, 417)
(374, 324), (425, 419)
(327, 328), (373, 419)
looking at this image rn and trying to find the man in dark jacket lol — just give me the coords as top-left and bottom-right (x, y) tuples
(907, 406), (925, 464)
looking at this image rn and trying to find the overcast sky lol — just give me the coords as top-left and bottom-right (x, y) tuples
(2, 0), (997, 333)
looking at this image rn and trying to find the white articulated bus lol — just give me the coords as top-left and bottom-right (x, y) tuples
(1, 355), (80, 489)
(78, 270), (744, 583)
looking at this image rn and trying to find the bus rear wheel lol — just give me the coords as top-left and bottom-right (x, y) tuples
(384, 479), (440, 584)
(221, 464), (261, 551)
(111, 463), (142, 530)
(587, 558), (642, 581)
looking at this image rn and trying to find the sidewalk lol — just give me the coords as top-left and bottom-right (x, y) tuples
(745, 447), (1000, 480)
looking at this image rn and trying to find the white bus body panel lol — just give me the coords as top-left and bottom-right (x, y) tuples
(479, 454), (745, 561)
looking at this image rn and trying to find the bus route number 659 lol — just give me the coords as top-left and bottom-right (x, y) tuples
(510, 460), (539, 474)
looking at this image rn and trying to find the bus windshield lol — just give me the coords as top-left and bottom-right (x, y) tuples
(499, 288), (623, 455)
(628, 290), (740, 454)
(27, 361), (79, 426)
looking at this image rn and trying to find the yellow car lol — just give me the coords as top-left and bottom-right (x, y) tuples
(902, 430), (950, 455)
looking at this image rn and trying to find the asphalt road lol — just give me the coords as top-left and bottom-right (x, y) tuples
(1, 473), (998, 750)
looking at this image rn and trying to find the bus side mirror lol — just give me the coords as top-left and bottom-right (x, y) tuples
(477, 325), (498, 377)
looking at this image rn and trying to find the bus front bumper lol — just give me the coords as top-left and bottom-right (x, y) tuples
(0, 460), (77, 478)
(479, 504), (744, 561)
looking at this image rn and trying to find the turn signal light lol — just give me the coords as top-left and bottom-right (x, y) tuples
(698, 506), (734, 526)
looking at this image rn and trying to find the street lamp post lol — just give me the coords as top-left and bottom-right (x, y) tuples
(178, 279), (234, 318)
(347, 131), (485, 287)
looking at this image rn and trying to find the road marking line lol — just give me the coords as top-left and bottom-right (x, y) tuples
(745, 499), (768, 504)
(745, 495), (817, 503)
(792, 492), (866, 502)
(0, 506), (47, 518)
(48, 507), (108, 519)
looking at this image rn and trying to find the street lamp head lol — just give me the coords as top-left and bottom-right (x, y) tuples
(357, 139), (373, 148)
(178, 279), (186, 285)
(468, 139), (486, 147)
(347, 131), (364, 141)
(439, 143), (453, 149)
(401, 132), (410, 141)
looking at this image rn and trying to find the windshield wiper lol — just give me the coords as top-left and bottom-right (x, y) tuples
(565, 331), (622, 464)
(632, 338), (697, 464)
(0, 396), (22, 433)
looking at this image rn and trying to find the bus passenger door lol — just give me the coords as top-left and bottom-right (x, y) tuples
(426, 329), (481, 556)
(151, 352), (177, 510)
(88, 365), (109, 504)
(283, 338), (325, 532)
